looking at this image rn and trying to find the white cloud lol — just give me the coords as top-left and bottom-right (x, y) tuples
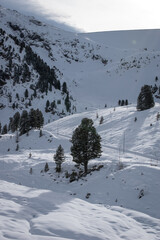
(0, 0), (160, 32)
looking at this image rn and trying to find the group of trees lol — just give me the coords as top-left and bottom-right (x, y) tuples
(8, 108), (44, 135)
(25, 45), (60, 93)
(118, 99), (128, 106)
(53, 84), (155, 175)
(1, 26), (73, 116)
(53, 118), (102, 174)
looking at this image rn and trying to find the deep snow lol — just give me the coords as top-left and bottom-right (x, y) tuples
(0, 104), (160, 239)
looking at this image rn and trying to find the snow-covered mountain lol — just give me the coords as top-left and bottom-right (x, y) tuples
(1, 5), (160, 126)
(0, 5), (160, 240)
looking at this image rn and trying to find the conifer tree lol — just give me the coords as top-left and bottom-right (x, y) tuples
(24, 89), (29, 98)
(19, 110), (30, 135)
(62, 82), (68, 94)
(65, 93), (71, 112)
(137, 85), (155, 111)
(125, 99), (128, 105)
(54, 145), (65, 172)
(121, 100), (125, 106)
(29, 108), (36, 128)
(36, 109), (44, 129)
(44, 162), (49, 172)
(12, 112), (20, 132)
(70, 118), (102, 174)
(45, 100), (50, 112)
(118, 100), (121, 106)
(2, 124), (7, 135)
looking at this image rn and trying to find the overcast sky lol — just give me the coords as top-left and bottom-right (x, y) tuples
(0, 0), (160, 32)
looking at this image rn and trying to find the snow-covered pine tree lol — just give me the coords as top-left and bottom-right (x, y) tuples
(137, 85), (155, 111)
(54, 145), (65, 172)
(70, 118), (102, 174)
(29, 108), (36, 128)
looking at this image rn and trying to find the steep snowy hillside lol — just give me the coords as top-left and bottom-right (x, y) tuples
(0, 104), (160, 239)
(1, 5), (160, 129)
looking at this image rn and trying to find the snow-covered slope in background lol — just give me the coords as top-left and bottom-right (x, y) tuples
(80, 29), (160, 50)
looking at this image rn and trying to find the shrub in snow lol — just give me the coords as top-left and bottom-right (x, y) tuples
(138, 189), (144, 199)
(69, 171), (78, 182)
(117, 161), (125, 170)
(86, 193), (91, 199)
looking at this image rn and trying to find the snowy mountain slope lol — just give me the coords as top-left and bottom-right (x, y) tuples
(0, 104), (160, 239)
(80, 29), (160, 51)
(1, 5), (160, 128)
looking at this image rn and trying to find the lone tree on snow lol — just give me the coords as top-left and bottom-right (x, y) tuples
(70, 118), (102, 174)
(137, 85), (155, 111)
(54, 145), (65, 172)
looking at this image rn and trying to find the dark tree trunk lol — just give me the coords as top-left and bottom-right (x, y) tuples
(56, 164), (61, 173)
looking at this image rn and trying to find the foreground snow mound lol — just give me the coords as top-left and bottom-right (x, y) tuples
(0, 180), (160, 240)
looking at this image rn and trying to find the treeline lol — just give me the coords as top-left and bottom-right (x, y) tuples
(0, 109), (44, 136)
(118, 99), (128, 106)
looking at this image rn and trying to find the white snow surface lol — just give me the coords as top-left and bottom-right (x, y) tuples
(0, 5), (160, 240)
(0, 104), (160, 239)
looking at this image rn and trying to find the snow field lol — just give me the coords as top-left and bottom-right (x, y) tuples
(0, 105), (160, 239)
